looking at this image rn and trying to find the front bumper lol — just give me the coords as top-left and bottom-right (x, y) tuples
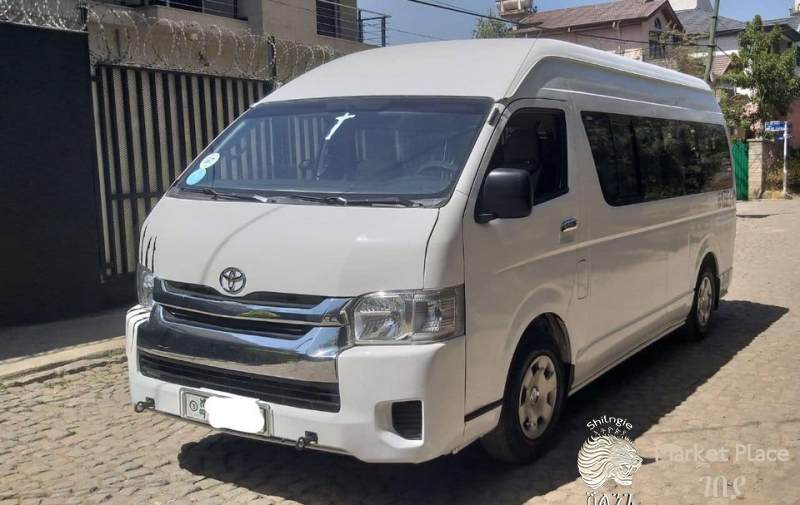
(125, 306), (467, 463)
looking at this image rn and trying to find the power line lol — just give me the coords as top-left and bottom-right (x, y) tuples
(404, 0), (520, 25)
(262, 0), (444, 44)
(402, 0), (712, 48)
(388, 27), (446, 41)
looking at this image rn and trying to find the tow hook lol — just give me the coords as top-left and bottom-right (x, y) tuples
(134, 397), (155, 413)
(295, 431), (318, 451)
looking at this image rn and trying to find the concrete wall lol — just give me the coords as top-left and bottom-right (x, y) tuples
(532, 24), (646, 59)
(748, 139), (781, 199)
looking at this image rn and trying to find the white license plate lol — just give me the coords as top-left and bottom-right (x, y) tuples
(182, 391), (211, 422)
(181, 391), (271, 435)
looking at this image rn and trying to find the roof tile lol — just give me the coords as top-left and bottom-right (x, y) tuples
(519, 0), (672, 31)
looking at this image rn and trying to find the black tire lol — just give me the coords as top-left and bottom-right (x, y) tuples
(480, 336), (566, 463)
(684, 264), (716, 341)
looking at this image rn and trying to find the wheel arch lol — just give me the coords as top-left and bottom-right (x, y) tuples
(509, 313), (574, 390)
(694, 234), (722, 306)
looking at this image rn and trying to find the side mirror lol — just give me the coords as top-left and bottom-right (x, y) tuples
(476, 168), (532, 224)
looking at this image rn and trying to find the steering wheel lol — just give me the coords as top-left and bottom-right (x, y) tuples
(416, 161), (458, 180)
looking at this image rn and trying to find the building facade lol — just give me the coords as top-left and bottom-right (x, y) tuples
(503, 0), (684, 63)
(97, 0), (388, 52)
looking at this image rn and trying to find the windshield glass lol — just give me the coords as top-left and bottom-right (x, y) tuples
(173, 97), (492, 205)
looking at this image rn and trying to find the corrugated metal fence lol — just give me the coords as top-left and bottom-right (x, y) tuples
(92, 64), (272, 279)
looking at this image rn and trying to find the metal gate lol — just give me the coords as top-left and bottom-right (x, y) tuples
(93, 64), (272, 280)
(732, 140), (749, 200)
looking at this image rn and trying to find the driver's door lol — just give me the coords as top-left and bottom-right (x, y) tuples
(463, 100), (582, 415)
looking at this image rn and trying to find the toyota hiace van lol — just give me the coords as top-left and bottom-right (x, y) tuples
(127, 39), (736, 463)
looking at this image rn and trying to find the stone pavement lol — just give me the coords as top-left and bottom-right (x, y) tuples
(1, 200), (799, 505)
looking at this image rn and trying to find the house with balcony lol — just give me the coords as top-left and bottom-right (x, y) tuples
(501, 0), (684, 63)
(101, 0), (388, 52)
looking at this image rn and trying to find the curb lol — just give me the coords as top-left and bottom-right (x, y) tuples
(0, 337), (125, 384)
(3, 353), (127, 387)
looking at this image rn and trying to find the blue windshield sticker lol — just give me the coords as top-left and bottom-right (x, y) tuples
(199, 153), (220, 169)
(186, 167), (207, 186)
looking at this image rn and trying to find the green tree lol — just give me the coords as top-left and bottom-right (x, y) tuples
(655, 27), (706, 79)
(724, 15), (800, 134)
(472, 10), (510, 39)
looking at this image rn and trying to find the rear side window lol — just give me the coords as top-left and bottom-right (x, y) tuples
(581, 112), (732, 206)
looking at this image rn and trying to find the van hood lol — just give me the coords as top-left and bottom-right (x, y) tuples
(140, 196), (440, 297)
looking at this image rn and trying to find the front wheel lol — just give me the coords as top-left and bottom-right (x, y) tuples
(684, 265), (716, 341)
(480, 338), (566, 463)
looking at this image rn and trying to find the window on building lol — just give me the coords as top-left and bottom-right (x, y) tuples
(649, 32), (665, 60)
(317, 0), (340, 38)
(581, 112), (732, 206)
(487, 110), (568, 204)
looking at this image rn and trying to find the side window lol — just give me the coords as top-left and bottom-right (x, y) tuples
(581, 113), (619, 205)
(678, 123), (704, 194)
(704, 124), (734, 191)
(609, 116), (641, 205)
(633, 118), (665, 201)
(488, 109), (568, 204)
(583, 112), (731, 206)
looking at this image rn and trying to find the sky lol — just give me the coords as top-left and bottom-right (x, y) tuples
(358, 0), (796, 45)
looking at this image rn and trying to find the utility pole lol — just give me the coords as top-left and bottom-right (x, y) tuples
(704, 0), (721, 83)
(784, 122), (792, 195)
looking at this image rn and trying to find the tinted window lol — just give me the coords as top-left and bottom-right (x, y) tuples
(488, 109), (568, 204)
(174, 97), (492, 206)
(581, 114), (618, 203)
(581, 112), (731, 206)
(609, 117), (640, 205)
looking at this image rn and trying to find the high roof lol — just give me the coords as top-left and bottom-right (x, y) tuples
(765, 17), (800, 32)
(516, 0), (679, 33)
(260, 39), (709, 105)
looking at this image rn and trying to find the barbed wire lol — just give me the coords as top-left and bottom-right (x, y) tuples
(0, 0), (348, 82)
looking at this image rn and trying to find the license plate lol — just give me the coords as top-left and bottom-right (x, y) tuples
(180, 390), (271, 435)
(182, 391), (210, 422)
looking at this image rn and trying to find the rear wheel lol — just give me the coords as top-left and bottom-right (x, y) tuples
(684, 264), (716, 341)
(480, 337), (565, 463)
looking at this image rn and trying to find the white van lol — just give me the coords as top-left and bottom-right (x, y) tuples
(126, 39), (735, 463)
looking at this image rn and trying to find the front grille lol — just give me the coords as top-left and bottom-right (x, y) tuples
(163, 281), (328, 308)
(391, 401), (423, 440)
(139, 351), (341, 412)
(162, 306), (308, 339)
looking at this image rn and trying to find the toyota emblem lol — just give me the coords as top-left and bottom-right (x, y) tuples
(219, 267), (246, 294)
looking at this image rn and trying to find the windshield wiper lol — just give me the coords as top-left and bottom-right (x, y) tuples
(181, 187), (269, 203)
(283, 194), (421, 207)
(284, 194), (349, 205)
(342, 197), (421, 208)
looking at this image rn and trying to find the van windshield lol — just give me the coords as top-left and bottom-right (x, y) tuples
(174, 97), (492, 206)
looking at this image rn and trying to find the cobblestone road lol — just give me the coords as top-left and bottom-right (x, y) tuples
(2, 200), (800, 505)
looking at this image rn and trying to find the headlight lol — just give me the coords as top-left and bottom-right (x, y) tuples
(352, 286), (465, 344)
(136, 263), (155, 309)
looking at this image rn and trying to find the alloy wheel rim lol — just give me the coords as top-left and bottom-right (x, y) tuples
(518, 355), (558, 439)
(697, 275), (714, 327)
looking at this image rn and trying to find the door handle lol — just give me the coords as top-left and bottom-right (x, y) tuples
(561, 218), (579, 233)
